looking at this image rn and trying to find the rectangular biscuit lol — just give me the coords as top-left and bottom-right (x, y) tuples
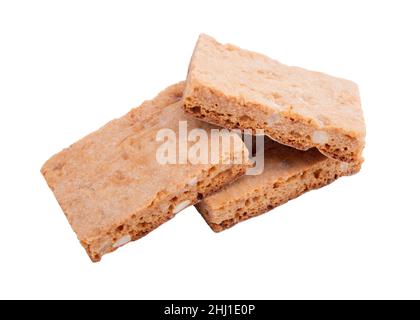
(183, 34), (365, 163)
(196, 139), (361, 232)
(41, 82), (251, 261)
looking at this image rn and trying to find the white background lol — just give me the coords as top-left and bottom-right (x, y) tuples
(0, 0), (419, 300)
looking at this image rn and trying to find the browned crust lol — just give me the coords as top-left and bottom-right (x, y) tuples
(183, 85), (364, 163)
(84, 164), (249, 261)
(196, 159), (362, 232)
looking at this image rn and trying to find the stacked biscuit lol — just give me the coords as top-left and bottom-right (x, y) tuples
(42, 34), (365, 261)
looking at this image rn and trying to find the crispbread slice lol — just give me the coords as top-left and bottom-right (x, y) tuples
(41, 82), (251, 261)
(196, 139), (361, 232)
(183, 34), (365, 163)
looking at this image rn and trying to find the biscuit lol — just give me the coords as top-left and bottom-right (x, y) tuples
(183, 34), (365, 163)
(196, 139), (361, 232)
(41, 82), (251, 261)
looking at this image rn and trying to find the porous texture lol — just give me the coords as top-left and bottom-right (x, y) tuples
(196, 140), (362, 232)
(183, 34), (366, 163)
(41, 82), (251, 262)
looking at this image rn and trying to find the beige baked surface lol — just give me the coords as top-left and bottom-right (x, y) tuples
(196, 139), (362, 232)
(41, 82), (251, 261)
(183, 34), (366, 163)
